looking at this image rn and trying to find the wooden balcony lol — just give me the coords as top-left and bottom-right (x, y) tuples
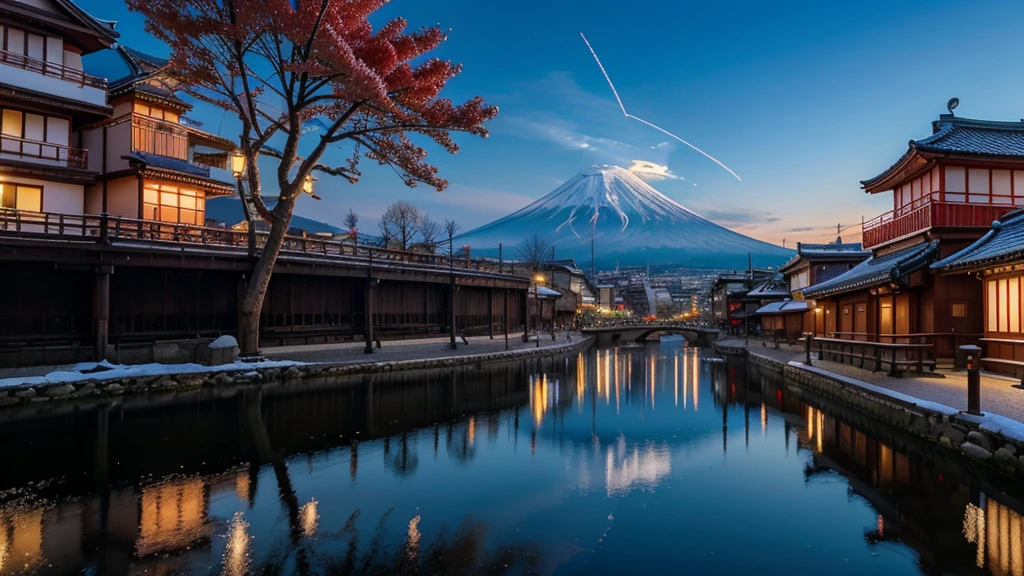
(0, 49), (106, 89)
(131, 114), (189, 161)
(0, 134), (88, 169)
(862, 200), (1016, 248)
(0, 209), (518, 277)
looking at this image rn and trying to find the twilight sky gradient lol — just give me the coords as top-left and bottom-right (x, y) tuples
(78, 0), (1024, 246)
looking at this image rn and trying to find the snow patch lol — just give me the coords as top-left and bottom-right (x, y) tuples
(787, 362), (960, 416)
(209, 335), (239, 349)
(0, 359), (304, 388)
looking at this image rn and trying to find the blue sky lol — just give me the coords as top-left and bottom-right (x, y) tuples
(78, 0), (1024, 246)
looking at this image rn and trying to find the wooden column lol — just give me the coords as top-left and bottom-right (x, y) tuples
(93, 265), (112, 361)
(488, 289), (495, 339)
(449, 278), (457, 349)
(364, 277), (376, 354)
(522, 289), (529, 341)
(504, 290), (510, 350)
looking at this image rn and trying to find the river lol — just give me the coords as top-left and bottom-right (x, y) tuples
(0, 343), (1021, 575)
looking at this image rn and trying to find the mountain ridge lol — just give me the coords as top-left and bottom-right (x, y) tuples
(458, 165), (793, 269)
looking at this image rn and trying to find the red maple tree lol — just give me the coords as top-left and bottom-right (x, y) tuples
(127, 0), (498, 354)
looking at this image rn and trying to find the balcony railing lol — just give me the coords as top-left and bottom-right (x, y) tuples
(0, 49), (106, 89)
(0, 209), (518, 276)
(131, 114), (189, 160)
(0, 134), (88, 169)
(862, 200), (1017, 248)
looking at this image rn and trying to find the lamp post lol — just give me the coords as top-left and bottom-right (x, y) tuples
(534, 273), (545, 348)
(230, 149), (256, 255)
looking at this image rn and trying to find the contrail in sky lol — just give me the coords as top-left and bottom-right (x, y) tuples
(580, 33), (742, 182)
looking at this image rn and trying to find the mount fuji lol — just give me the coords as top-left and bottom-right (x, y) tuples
(458, 165), (793, 269)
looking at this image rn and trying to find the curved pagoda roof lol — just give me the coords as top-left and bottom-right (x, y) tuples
(0, 0), (118, 53)
(932, 208), (1024, 273)
(862, 114), (1024, 194)
(803, 241), (938, 299)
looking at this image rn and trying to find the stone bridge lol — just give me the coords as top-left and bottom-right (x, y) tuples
(581, 324), (721, 347)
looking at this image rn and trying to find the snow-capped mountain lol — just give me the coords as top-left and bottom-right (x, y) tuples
(458, 165), (793, 269)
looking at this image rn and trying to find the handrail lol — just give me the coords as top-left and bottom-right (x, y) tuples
(0, 209), (520, 277)
(862, 200), (1015, 248)
(814, 336), (934, 376)
(0, 49), (107, 89)
(0, 133), (88, 169)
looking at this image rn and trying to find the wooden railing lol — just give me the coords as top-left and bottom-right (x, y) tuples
(862, 200), (1015, 248)
(0, 133), (88, 169)
(813, 336), (934, 376)
(0, 209), (517, 276)
(0, 49), (107, 89)
(826, 331), (982, 358)
(131, 114), (190, 161)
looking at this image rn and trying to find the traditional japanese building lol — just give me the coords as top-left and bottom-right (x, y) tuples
(81, 45), (235, 225)
(804, 108), (1024, 358)
(932, 208), (1024, 376)
(0, 0), (117, 216)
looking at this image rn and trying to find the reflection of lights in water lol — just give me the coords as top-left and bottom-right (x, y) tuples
(531, 374), (549, 427)
(222, 512), (251, 576)
(0, 508), (44, 573)
(577, 352), (586, 411)
(682, 351), (688, 409)
(406, 514), (421, 562)
(674, 355), (679, 407)
(468, 417), (476, 447)
(138, 479), (208, 557)
(761, 403), (767, 436)
(648, 355), (655, 411)
(605, 434), (671, 496)
(972, 497), (1024, 576)
(614, 349), (621, 413)
(604, 351), (612, 405)
(235, 473), (249, 502)
(692, 351), (699, 412)
(877, 514), (884, 538)
(300, 498), (319, 537)
(804, 406), (825, 452)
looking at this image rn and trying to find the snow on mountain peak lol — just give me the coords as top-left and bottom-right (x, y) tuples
(458, 165), (793, 268)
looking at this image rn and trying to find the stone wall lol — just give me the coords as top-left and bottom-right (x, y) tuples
(0, 337), (594, 411)
(718, 343), (1024, 485)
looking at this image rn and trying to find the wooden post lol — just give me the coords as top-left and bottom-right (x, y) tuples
(488, 289), (495, 340)
(93, 265), (112, 361)
(504, 289), (510, 351)
(522, 289), (529, 342)
(363, 276), (376, 354)
(449, 278), (457, 350)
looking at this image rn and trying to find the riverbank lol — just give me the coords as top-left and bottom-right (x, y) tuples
(0, 333), (592, 409)
(715, 338), (1024, 483)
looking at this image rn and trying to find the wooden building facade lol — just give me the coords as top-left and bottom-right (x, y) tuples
(804, 112), (1024, 360)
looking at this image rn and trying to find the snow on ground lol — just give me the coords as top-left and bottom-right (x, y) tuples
(0, 359), (303, 388)
(959, 412), (1024, 444)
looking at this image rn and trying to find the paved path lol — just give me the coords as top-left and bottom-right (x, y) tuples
(718, 338), (1024, 424)
(264, 332), (582, 364)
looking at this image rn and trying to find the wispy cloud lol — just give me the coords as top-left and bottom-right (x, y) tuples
(627, 160), (679, 181)
(502, 117), (631, 153)
(699, 207), (778, 227)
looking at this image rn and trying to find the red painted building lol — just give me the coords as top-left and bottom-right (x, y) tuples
(805, 110), (1024, 359)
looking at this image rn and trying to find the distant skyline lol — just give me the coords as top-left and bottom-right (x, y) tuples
(77, 0), (1024, 247)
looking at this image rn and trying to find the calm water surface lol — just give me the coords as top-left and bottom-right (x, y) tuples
(1, 343), (1023, 575)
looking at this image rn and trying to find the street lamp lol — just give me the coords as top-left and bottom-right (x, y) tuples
(533, 273), (545, 348)
(302, 174), (321, 200)
(230, 149), (246, 178)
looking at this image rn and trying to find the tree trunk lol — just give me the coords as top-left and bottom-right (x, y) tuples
(238, 194), (297, 355)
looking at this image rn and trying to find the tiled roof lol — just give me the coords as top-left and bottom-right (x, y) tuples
(781, 239), (870, 272)
(803, 241), (939, 299)
(747, 273), (789, 299)
(863, 115), (1024, 189)
(124, 152), (209, 178)
(932, 208), (1024, 272)
(754, 300), (810, 315)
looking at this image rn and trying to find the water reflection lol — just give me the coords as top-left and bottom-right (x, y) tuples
(4, 347), (1024, 574)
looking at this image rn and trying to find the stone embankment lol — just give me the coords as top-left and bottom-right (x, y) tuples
(0, 337), (593, 409)
(724, 343), (1024, 485)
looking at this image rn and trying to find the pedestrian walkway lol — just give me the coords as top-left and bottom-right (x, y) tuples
(265, 332), (582, 364)
(718, 338), (1024, 424)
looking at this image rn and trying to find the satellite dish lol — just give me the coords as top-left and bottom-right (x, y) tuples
(947, 97), (960, 114)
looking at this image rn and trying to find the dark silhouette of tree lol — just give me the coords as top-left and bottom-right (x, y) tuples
(418, 217), (442, 252)
(344, 209), (359, 231)
(379, 201), (422, 250)
(517, 234), (552, 275)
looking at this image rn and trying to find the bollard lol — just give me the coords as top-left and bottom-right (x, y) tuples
(804, 333), (813, 366)
(961, 344), (982, 415)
